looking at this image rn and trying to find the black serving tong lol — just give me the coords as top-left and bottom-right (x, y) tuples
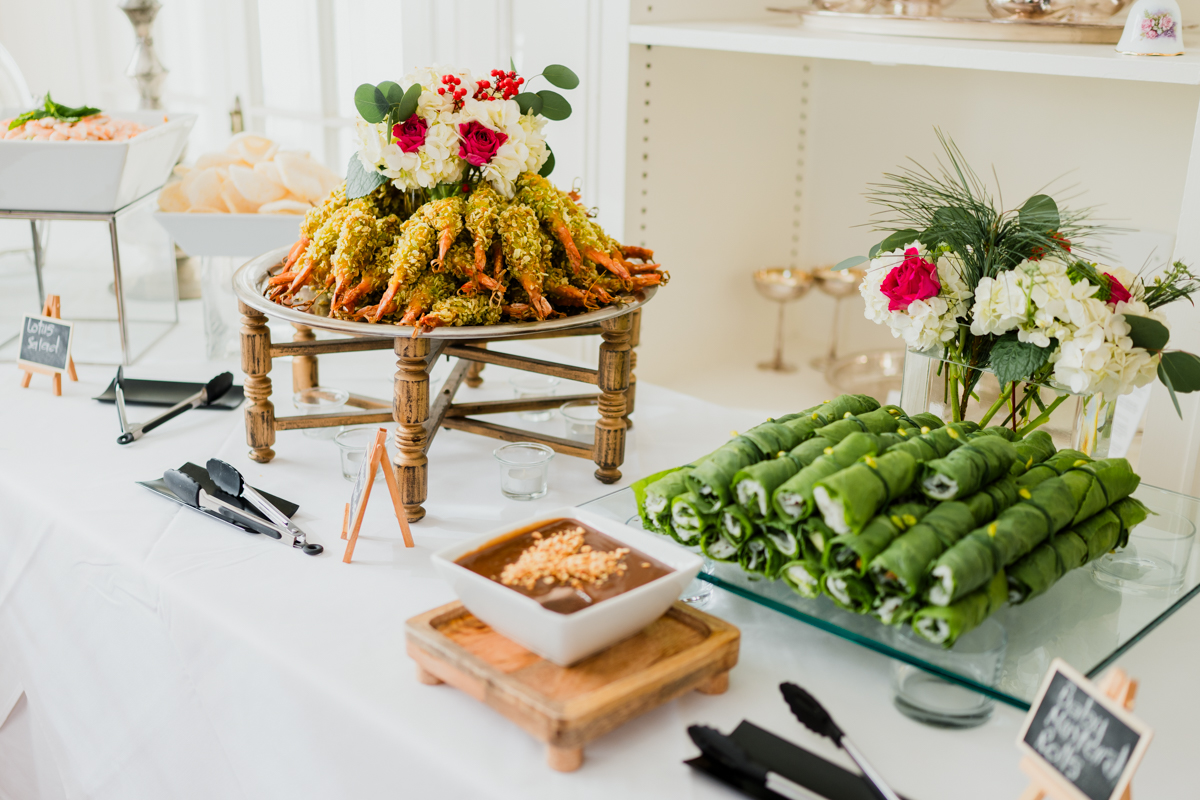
(206, 459), (322, 555)
(116, 367), (233, 444)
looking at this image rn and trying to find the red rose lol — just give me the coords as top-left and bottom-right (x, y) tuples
(392, 116), (428, 153)
(1105, 273), (1132, 305)
(458, 121), (508, 166)
(880, 247), (941, 312)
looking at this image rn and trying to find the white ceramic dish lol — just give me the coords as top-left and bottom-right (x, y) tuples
(432, 506), (702, 666)
(154, 212), (302, 257)
(0, 110), (195, 212)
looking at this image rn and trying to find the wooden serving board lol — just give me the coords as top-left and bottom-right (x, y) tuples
(405, 601), (740, 772)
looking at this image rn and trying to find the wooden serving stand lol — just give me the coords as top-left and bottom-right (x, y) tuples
(406, 601), (739, 772)
(237, 294), (645, 524)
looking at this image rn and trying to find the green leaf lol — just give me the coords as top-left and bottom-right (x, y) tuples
(1018, 194), (1060, 233)
(515, 92), (543, 116)
(542, 64), (579, 90)
(1123, 315), (1170, 352)
(833, 255), (869, 271)
(868, 229), (920, 259)
(354, 84), (388, 123)
(395, 83), (422, 122)
(538, 145), (555, 177)
(1160, 351), (1200, 392)
(345, 154), (387, 200)
(377, 81), (405, 105)
(988, 333), (1051, 387)
(1158, 360), (1182, 417)
(510, 56), (517, 73)
(536, 89), (571, 121)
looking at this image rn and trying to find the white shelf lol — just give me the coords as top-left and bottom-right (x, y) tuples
(629, 19), (1200, 85)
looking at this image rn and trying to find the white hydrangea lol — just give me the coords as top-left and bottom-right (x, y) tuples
(858, 244), (962, 351)
(1049, 293), (1168, 396)
(969, 270), (1026, 336)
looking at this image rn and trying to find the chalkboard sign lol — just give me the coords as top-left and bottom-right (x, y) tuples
(18, 314), (73, 374)
(1017, 659), (1152, 800)
(341, 427), (413, 563)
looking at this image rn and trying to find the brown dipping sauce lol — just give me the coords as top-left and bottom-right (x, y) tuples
(456, 518), (673, 614)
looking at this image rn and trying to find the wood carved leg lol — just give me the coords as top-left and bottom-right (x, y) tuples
(415, 665), (444, 686)
(696, 670), (730, 695)
(594, 315), (632, 484)
(240, 301), (275, 463)
(465, 342), (486, 388)
(546, 744), (583, 772)
(395, 337), (431, 522)
(624, 309), (641, 431)
(291, 323), (318, 392)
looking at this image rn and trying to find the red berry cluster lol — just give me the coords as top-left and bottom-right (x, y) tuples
(490, 69), (523, 100)
(437, 73), (467, 109)
(1029, 230), (1072, 262)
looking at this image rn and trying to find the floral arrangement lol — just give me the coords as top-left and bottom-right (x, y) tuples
(841, 134), (1200, 431)
(1139, 10), (1177, 39)
(347, 62), (577, 201)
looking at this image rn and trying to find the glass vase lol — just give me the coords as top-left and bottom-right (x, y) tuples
(1072, 393), (1116, 458)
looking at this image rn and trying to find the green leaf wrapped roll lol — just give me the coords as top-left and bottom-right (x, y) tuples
(700, 526), (741, 561)
(802, 517), (838, 557)
(763, 519), (803, 559)
(927, 458), (1140, 606)
(635, 467), (693, 536)
(912, 569), (1008, 647)
(776, 394), (881, 440)
(1010, 430), (1056, 476)
(771, 432), (882, 522)
(920, 435), (1020, 501)
(685, 436), (762, 513)
(670, 491), (714, 546)
(822, 569), (877, 613)
(812, 405), (909, 444)
(740, 534), (786, 578)
(1016, 449), (1091, 488)
(719, 505), (758, 545)
(813, 449), (920, 535)
(781, 557), (824, 598)
(871, 596), (920, 626)
(1007, 497), (1149, 603)
(885, 421), (978, 463)
(732, 437), (834, 520)
(823, 501), (929, 574)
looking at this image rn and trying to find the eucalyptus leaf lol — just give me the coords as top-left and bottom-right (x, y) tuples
(989, 333), (1051, 387)
(396, 83), (422, 122)
(1123, 315), (1170, 352)
(1160, 351), (1200, 392)
(354, 84), (388, 123)
(538, 145), (555, 177)
(1018, 194), (1061, 233)
(510, 57), (517, 73)
(345, 153), (387, 200)
(515, 92), (543, 116)
(542, 64), (579, 90)
(536, 89), (571, 121)
(833, 255), (869, 271)
(869, 229), (920, 259)
(378, 81), (405, 105)
(1159, 360), (1182, 417)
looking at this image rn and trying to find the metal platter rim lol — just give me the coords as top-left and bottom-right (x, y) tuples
(232, 246), (657, 340)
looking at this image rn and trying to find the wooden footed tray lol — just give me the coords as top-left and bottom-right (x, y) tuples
(405, 601), (740, 772)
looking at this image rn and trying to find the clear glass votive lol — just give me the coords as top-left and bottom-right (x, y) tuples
(334, 427), (385, 483)
(293, 387), (349, 439)
(889, 618), (1007, 728)
(510, 374), (561, 422)
(494, 442), (553, 500)
(560, 399), (601, 443)
(1092, 510), (1196, 595)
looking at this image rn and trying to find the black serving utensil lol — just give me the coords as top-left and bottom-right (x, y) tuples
(688, 726), (812, 800)
(163, 469), (322, 555)
(780, 683), (902, 800)
(117, 371), (234, 445)
(206, 459), (322, 556)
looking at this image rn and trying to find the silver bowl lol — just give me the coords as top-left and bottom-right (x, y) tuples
(753, 268), (815, 303)
(986, 0), (1072, 19)
(813, 266), (864, 299)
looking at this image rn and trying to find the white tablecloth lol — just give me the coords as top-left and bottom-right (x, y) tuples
(2, 301), (1198, 800)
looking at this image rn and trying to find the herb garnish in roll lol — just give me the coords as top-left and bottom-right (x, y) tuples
(763, 519), (803, 559)
(740, 534), (786, 577)
(700, 527), (740, 561)
(771, 433), (881, 523)
(780, 557), (824, 598)
(1007, 497), (1149, 603)
(822, 569), (877, 613)
(719, 505), (758, 546)
(926, 457), (1141, 606)
(670, 491), (713, 546)
(872, 595), (920, 626)
(920, 434), (1019, 501)
(733, 437), (833, 520)
(912, 569), (1008, 647)
(823, 501), (929, 575)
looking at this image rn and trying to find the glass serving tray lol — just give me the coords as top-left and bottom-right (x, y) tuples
(579, 484), (1200, 710)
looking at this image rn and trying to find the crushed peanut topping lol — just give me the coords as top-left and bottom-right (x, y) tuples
(498, 527), (629, 591)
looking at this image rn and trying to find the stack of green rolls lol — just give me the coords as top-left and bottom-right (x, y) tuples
(631, 394), (1150, 649)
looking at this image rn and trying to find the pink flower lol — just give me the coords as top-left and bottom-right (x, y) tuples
(1141, 18), (1154, 30)
(1105, 273), (1132, 305)
(457, 121), (508, 166)
(880, 247), (941, 312)
(392, 115), (428, 153)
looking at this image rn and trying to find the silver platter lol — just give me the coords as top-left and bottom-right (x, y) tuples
(233, 246), (657, 340)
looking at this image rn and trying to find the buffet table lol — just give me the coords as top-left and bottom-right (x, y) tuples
(2, 301), (1198, 800)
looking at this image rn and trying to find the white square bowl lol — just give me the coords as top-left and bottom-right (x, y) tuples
(432, 506), (703, 666)
(0, 110), (195, 212)
(153, 212), (302, 257)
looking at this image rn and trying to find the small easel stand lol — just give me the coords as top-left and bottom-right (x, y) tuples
(1019, 667), (1141, 800)
(19, 294), (77, 396)
(342, 427), (414, 563)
